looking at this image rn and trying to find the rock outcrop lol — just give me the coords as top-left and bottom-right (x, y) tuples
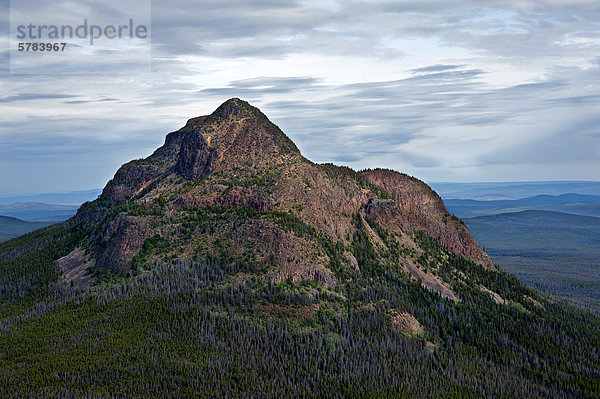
(387, 310), (424, 335)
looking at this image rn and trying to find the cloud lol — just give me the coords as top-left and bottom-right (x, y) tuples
(63, 97), (119, 104)
(411, 64), (466, 74)
(0, 0), (599, 193)
(256, 61), (599, 181)
(0, 93), (79, 103)
(200, 76), (321, 97)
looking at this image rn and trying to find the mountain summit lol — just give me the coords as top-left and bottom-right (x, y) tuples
(176, 98), (300, 178)
(77, 98), (491, 296)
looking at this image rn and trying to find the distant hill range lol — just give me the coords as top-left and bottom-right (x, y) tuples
(0, 192), (97, 240)
(430, 181), (600, 200)
(434, 182), (600, 314)
(0, 202), (79, 222)
(444, 193), (600, 219)
(464, 210), (600, 314)
(0, 189), (101, 206)
(0, 215), (53, 242)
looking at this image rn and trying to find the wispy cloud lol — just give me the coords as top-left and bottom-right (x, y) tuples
(0, 93), (79, 103)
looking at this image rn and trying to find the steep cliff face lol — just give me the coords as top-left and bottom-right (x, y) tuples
(361, 169), (493, 269)
(176, 131), (215, 180)
(78, 98), (495, 294)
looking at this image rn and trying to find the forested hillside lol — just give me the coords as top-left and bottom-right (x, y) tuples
(464, 210), (600, 314)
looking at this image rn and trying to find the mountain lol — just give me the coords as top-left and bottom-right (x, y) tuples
(445, 193), (600, 218)
(0, 215), (53, 242)
(80, 97), (491, 282)
(464, 210), (600, 314)
(1, 99), (599, 398)
(0, 202), (79, 222)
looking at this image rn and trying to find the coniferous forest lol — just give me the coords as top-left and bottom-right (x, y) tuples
(1, 214), (599, 398)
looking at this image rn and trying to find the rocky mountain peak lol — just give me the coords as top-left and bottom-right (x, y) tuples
(210, 97), (261, 120)
(90, 99), (493, 297)
(4, 100), (596, 399)
(173, 98), (302, 177)
(197, 98), (301, 168)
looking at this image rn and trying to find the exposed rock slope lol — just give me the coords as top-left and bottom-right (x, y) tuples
(76, 98), (492, 296)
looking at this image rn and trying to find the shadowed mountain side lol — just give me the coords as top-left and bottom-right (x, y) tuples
(0, 216), (53, 242)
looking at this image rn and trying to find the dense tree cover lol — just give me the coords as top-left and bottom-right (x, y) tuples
(131, 234), (173, 273)
(463, 211), (600, 314)
(0, 221), (86, 320)
(0, 209), (599, 398)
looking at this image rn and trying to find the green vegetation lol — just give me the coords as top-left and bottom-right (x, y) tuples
(1, 205), (599, 397)
(131, 234), (173, 272)
(0, 216), (53, 242)
(0, 221), (86, 320)
(464, 211), (600, 314)
(211, 169), (278, 189)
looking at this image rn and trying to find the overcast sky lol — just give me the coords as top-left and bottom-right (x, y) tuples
(0, 0), (599, 195)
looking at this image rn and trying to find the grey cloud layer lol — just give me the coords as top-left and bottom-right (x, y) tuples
(148, 0), (600, 61)
(0, 0), (598, 192)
